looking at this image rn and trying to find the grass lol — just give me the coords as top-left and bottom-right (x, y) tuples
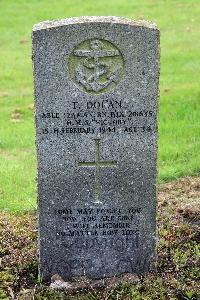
(0, 0), (200, 211)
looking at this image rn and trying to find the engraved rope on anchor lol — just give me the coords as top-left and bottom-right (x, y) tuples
(73, 40), (122, 92)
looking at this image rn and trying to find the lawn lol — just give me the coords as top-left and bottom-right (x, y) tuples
(0, 0), (200, 211)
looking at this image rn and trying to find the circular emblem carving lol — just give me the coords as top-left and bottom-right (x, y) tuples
(68, 39), (124, 94)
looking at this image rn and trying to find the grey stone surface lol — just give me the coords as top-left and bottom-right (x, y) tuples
(32, 16), (160, 281)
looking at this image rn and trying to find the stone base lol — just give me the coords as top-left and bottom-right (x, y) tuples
(50, 273), (140, 290)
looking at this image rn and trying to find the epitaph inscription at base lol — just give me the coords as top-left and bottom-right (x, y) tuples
(32, 17), (160, 281)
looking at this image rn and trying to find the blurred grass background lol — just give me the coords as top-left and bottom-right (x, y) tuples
(0, 0), (200, 211)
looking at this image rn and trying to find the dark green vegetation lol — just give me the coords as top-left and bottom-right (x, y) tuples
(0, 0), (200, 211)
(0, 177), (199, 299)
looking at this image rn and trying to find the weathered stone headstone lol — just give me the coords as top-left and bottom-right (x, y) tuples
(32, 16), (160, 281)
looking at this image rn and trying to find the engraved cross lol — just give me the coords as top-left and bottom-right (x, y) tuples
(78, 139), (117, 203)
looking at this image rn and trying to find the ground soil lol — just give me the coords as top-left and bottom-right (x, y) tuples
(0, 177), (199, 299)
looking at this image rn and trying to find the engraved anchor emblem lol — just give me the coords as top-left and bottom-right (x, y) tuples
(72, 39), (123, 93)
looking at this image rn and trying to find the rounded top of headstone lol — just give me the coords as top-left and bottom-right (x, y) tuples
(32, 16), (158, 32)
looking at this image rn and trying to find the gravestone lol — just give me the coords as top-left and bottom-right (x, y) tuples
(32, 16), (160, 281)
